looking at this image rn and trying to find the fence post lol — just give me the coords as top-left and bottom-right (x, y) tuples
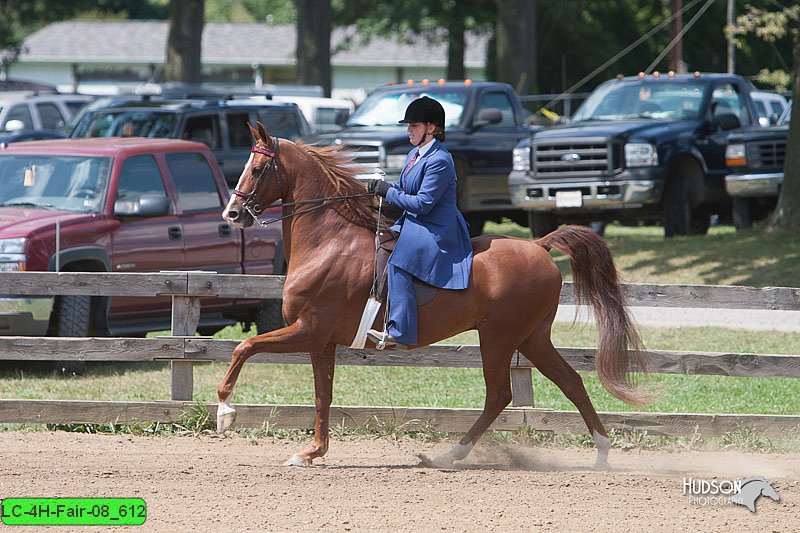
(170, 295), (200, 400)
(511, 350), (534, 407)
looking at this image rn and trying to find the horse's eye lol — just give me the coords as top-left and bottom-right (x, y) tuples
(251, 166), (263, 174)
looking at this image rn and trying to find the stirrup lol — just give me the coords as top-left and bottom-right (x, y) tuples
(366, 329), (407, 350)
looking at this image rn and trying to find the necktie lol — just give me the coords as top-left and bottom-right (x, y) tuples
(403, 151), (419, 177)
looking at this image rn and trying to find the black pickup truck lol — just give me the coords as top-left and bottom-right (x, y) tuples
(303, 81), (536, 235)
(509, 73), (759, 237)
(724, 101), (790, 229)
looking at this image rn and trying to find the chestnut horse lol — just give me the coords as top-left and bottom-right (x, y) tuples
(218, 122), (647, 468)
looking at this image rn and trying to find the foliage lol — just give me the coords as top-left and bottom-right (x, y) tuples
(204, 0), (295, 24)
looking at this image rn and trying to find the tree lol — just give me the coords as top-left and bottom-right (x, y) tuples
(333, 0), (493, 83)
(495, 0), (537, 94)
(295, 0), (331, 96)
(165, 0), (204, 83)
(729, 5), (800, 230)
(771, 16), (800, 230)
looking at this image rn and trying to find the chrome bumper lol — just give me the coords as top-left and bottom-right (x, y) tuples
(509, 172), (661, 211)
(724, 172), (782, 198)
(0, 297), (53, 336)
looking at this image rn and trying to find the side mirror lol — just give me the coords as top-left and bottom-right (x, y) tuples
(714, 113), (741, 131)
(114, 194), (171, 217)
(472, 108), (503, 128)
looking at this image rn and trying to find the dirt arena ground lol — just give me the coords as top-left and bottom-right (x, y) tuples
(0, 431), (797, 532)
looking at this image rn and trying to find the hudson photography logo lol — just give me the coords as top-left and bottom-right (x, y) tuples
(683, 476), (781, 512)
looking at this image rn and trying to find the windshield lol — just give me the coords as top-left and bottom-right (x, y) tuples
(0, 154), (111, 212)
(71, 110), (177, 138)
(347, 90), (468, 127)
(572, 80), (707, 122)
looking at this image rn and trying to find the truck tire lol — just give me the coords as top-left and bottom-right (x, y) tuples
(53, 295), (91, 375)
(731, 197), (752, 230)
(528, 211), (559, 238)
(256, 299), (285, 334)
(663, 175), (709, 237)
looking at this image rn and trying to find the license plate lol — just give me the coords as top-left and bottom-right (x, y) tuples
(555, 190), (583, 208)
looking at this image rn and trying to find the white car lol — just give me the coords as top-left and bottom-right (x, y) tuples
(0, 92), (95, 132)
(268, 95), (354, 133)
(750, 91), (787, 127)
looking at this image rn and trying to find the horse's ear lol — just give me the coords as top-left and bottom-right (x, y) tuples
(247, 122), (259, 141)
(256, 121), (269, 144)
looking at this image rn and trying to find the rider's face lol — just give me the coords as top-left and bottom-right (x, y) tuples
(407, 122), (434, 146)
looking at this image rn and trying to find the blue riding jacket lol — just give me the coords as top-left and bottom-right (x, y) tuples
(385, 140), (473, 289)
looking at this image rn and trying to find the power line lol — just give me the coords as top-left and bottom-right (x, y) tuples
(646, 0), (718, 73)
(542, 0), (706, 112)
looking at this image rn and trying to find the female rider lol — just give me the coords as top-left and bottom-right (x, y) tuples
(366, 96), (473, 348)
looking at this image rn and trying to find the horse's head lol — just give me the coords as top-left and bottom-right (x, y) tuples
(223, 121), (282, 228)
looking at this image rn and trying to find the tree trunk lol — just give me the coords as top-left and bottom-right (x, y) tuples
(769, 32), (800, 231)
(164, 0), (204, 83)
(495, 0), (537, 94)
(447, 14), (466, 80)
(295, 0), (332, 97)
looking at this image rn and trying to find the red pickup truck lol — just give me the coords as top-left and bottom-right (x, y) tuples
(0, 137), (284, 339)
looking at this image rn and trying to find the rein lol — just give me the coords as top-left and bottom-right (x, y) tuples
(232, 139), (375, 228)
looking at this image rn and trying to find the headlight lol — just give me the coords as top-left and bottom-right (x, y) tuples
(512, 145), (531, 171)
(624, 143), (658, 167)
(725, 143), (747, 167)
(0, 237), (26, 271)
(385, 154), (407, 170)
(0, 237), (25, 254)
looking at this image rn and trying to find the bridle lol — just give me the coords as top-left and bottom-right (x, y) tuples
(231, 139), (282, 221)
(230, 136), (375, 228)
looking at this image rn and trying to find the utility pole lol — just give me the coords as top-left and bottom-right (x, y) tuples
(727, 0), (736, 73)
(668, 0), (685, 72)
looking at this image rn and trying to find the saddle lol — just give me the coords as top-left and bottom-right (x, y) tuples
(374, 230), (438, 307)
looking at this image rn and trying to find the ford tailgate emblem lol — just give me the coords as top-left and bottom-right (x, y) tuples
(561, 153), (581, 162)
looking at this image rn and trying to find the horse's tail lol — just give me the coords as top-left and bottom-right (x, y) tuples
(536, 225), (649, 405)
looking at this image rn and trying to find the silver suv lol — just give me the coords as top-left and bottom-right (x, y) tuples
(0, 92), (95, 132)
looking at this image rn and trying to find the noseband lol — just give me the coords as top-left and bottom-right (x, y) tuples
(231, 138), (281, 219)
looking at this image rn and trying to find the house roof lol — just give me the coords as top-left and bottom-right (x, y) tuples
(17, 20), (488, 68)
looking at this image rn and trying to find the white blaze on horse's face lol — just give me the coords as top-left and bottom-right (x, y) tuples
(223, 151), (257, 228)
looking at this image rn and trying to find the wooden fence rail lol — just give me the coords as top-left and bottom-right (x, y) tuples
(0, 272), (798, 438)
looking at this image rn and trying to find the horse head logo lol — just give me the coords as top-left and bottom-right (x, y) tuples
(730, 477), (780, 513)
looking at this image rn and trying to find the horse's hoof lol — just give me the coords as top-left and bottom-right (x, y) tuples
(216, 412), (236, 434)
(283, 454), (312, 467)
(416, 453), (453, 469)
(593, 459), (612, 471)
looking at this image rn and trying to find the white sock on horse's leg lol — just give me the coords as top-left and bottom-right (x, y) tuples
(593, 430), (611, 468)
(216, 399), (237, 433)
(430, 442), (474, 468)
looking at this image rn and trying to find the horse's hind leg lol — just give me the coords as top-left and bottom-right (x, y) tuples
(422, 334), (515, 468)
(518, 331), (612, 469)
(284, 343), (336, 467)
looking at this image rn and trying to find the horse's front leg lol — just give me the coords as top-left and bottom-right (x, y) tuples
(216, 320), (319, 433)
(283, 343), (337, 467)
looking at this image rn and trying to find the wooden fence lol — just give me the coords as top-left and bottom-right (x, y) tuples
(0, 272), (799, 438)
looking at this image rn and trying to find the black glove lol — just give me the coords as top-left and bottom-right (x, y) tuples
(367, 179), (391, 198)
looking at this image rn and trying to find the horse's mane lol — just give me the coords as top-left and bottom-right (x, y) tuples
(295, 141), (390, 230)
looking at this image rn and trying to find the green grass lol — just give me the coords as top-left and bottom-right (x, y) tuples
(485, 220), (800, 287)
(1, 222), (798, 446)
(1, 321), (797, 416)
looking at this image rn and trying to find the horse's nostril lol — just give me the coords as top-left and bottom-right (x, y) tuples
(226, 209), (240, 221)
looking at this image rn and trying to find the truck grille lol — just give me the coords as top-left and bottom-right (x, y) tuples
(342, 142), (381, 167)
(748, 139), (786, 169)
(532, 137), (613, 179)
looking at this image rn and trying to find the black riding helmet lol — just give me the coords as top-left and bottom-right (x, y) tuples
(398, 96), (446, 129)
